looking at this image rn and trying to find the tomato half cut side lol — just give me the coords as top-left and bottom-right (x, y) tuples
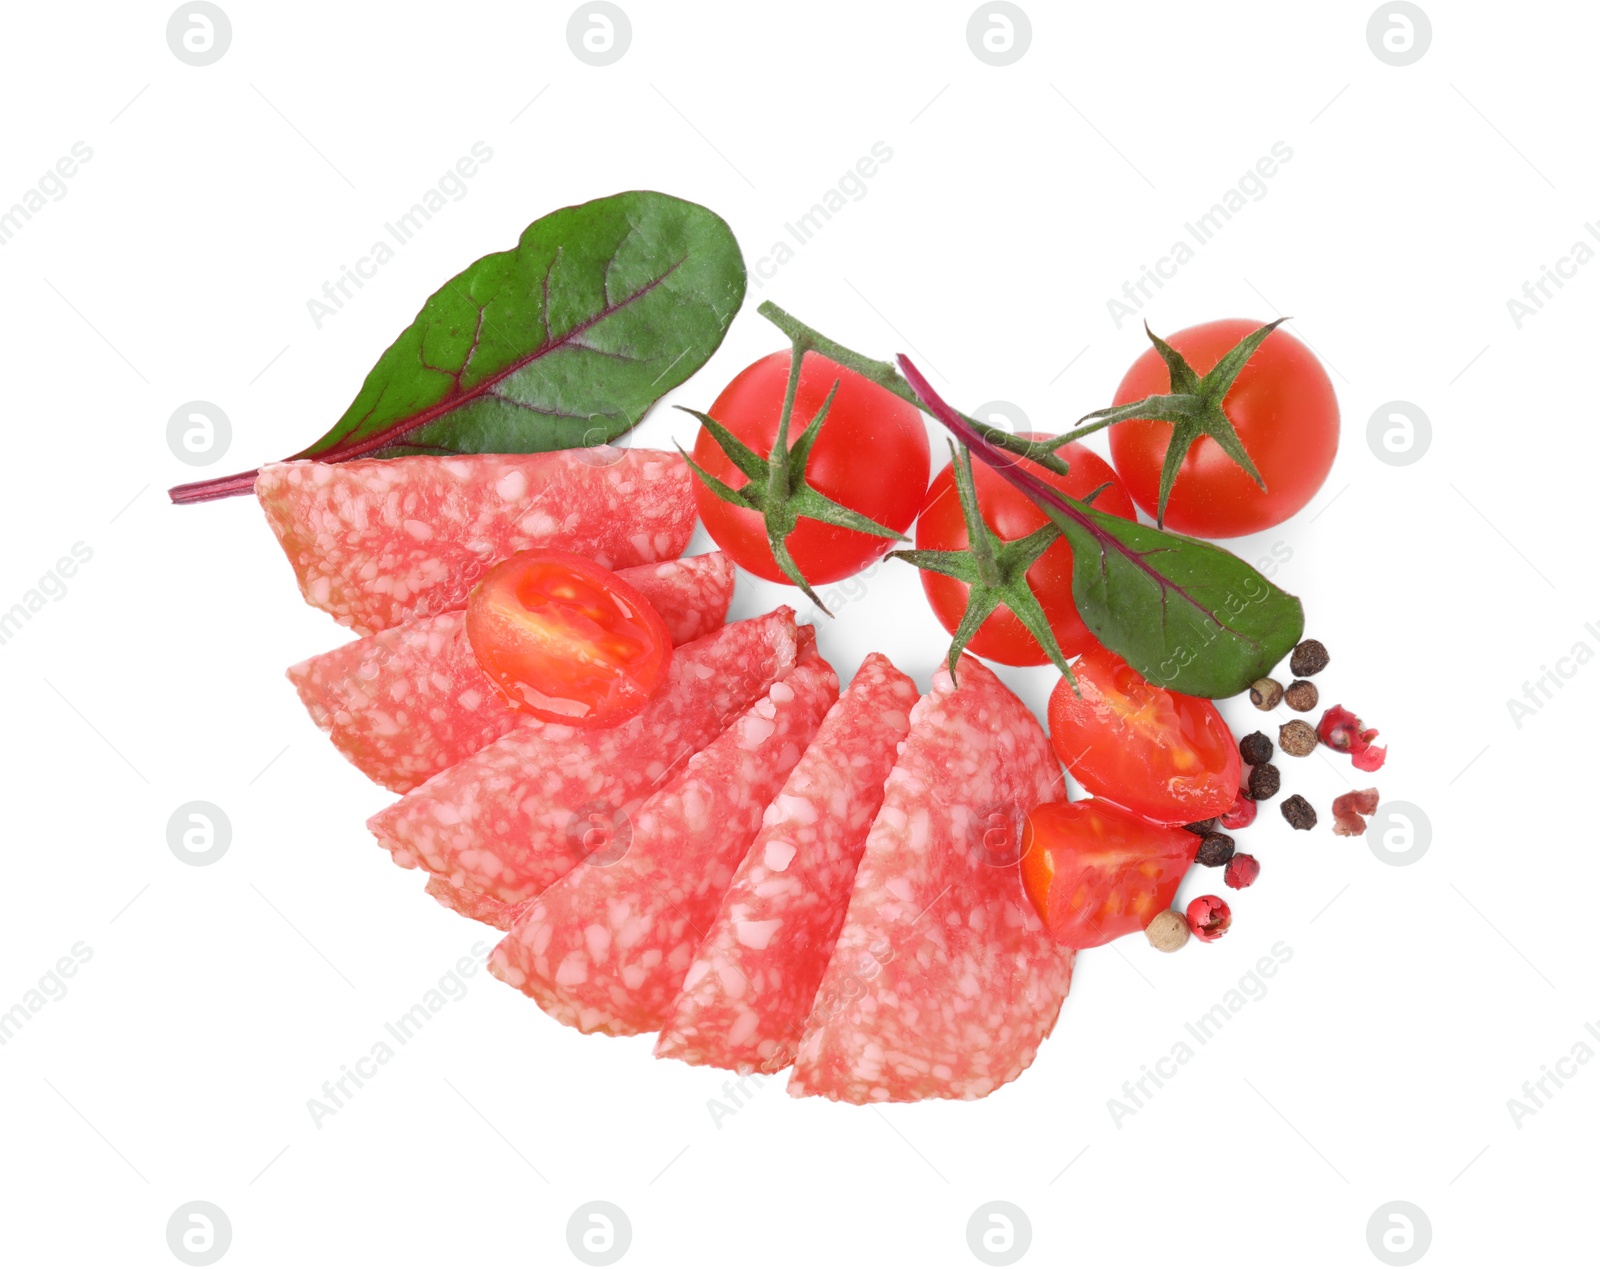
(1021, 799), (1198, 949)
(1048, 645), (1240, 824)
(465, 549), (672, 727)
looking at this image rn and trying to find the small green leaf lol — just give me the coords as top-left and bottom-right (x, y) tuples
(172, 191), (745, 503)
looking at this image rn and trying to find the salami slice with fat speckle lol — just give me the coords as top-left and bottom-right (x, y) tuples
(787, 656), (1072, 1103)
(257, 449), (696, 634)
(425, 876), (528, 931)
(368, 609), (799, 905)
(655, 653), (916, 1073)
(287, 553), (734, 792)
(488, 643), (839, 1036)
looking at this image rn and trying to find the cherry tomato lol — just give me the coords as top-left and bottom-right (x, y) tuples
(1108, 319), (1339, 537)
(1048, 645), (1240, 824)
(1020, 798), (1198, 949)
(914, 435), (1135, 665)
(465, 549), (671, 727)
(693, 351), (930, 585)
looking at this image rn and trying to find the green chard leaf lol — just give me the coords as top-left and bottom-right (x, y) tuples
(897, 357), (1304, 699)
(171, 190), (746, 503)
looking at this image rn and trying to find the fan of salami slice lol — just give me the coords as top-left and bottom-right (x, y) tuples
(787, 656), (1074, 1103)
(488, 640), (839, 1036)
(257, 449), (697, 634)
(656, 652), (917, 1073)
(367, 608), (799, 905)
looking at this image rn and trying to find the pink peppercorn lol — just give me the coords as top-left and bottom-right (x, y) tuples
(1224, 854), (1260, 889)
(1186, 895), (1232, 942)
(1220, 791), (1257, 830)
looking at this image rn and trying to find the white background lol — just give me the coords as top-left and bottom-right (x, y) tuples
(1, 2), (1594, 1266)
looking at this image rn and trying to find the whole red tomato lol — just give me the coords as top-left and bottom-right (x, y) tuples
(1108, 319), (1338, 537)
(914, 437), (1135, 665)
(692, 351), (930, 585)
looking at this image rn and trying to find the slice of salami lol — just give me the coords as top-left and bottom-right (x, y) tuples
(655, 653), (917, 1073)
(787, 655), (1073, 1104)
(257, 449), (696, 634)
(488, 643), (839, 1037)
(425, 876), (528, 931)
(368, 608), (799, 905)
(287, 553), (735, 793)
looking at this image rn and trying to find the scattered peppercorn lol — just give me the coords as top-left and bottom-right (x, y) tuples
(1278, 719), (1318, 757)
(1283, 679), (1319, 712)
(1239, 731), (1273, 765)
(1290, 639), (1330, 677)
(1250, 677), (1284, 710)
(1186, 895), (1232, 942)
(1183, 818), (1218, 835)
(1331, 787), (1381, 837)
(1224, 853), (1260, 889)
(1220, 791), (1257, 830)
(1145, 909), (1190, 952)
(1281, 793), (1317, 830)
(1196, 833), (1236, 867)
(1248, 762), (1281, 801)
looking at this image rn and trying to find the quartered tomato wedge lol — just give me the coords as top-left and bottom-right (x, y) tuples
(1021, 799), (1199, 949)
(465, 549), (671, 727)
(1048, 645), (1240, 824)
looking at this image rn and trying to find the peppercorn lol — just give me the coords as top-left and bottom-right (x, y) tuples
(1283, 679), (1319, 712)
(1289, 639), (1330, 677)
(1145, 909), (1190, 952)
(1250, 677), (1284, 710)
(1281, 793), (1317, 830)
(1278, 719), (1318, 757)
(1224, 853), (1260, 889)
(1196, 833), (1236, 867)
(1239, 731), (1273, 765)
(1220, 791), (1257, 830)
(1186, 895), (1232, 942)
(1183, 818), (1218, 835)
(1247, 761), (1281, 801)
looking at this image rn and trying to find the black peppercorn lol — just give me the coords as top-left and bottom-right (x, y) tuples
(1283, 679), (1319, 712)
(1248, 762), (1281, 801)
(1289, 639), (1330, 677)
(1239, 731), (1273, 765)
(1184, 818), (1218, 835)
(1196, 833), (1236, 867)
(1281, 794), (1317, 830)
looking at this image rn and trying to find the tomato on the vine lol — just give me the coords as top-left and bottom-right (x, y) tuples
(692, 351), (930, 586)
(1020, 798), (1198, 949)
(913, 437), (1135, 666)
(1108, 319), (1338, 538)
(1048, 645), (1240, 824)
(465, 549), (671, 727)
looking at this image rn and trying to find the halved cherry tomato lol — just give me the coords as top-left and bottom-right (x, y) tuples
(465, 549), (671, 727)
(1048, 645), (1240, 824)
(1021, 798), (1198, 949)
